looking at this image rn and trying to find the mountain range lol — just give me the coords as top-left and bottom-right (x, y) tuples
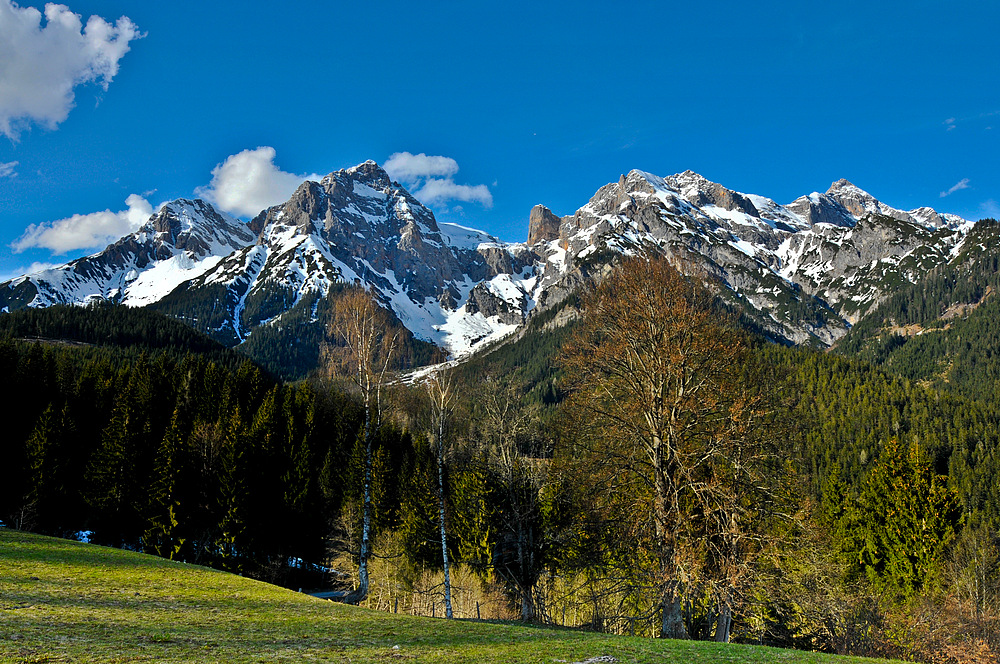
(1, 161), (988, 369)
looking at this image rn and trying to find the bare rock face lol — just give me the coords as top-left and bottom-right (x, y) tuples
(464, 283), (524, 325)
(477, 245), (514, 275)
(665, 170), (759, 217)
(527, 204), (562, 245)
(786, 193), (856, 227)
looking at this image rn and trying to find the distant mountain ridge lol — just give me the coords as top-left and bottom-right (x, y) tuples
(522, 169), (971, 345)
(0, 161), (984, 368)
(1, 199), (255, 310)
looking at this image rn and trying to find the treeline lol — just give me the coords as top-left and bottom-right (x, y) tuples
(841, 219), (1000, 338)
(835, 218), (1000, 405)
(449, 296), (578, 412)
(0, 301), (241, 366)
(0, 338), (364, 586)
(149, 281), (446, 381)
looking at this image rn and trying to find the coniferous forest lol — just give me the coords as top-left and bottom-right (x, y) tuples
(2, 258), (1000, 663)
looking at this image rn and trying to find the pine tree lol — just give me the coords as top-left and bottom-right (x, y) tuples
(143, 407), (187, 559)
(854, 438), (962, 596)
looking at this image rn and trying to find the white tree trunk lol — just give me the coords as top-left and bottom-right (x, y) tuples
(437, 424), (453, 618)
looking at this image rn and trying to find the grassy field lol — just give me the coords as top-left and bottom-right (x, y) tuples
(0, 528), (909, 664)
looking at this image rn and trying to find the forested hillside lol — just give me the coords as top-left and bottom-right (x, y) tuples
(0, 336), (369, 586)
(834, 219), (1000, 403)
(0, 302), (241, 365)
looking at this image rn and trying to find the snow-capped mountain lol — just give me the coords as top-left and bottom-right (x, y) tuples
(0, 200), (256, 311)
(522, 170), (973, 345)
(0, 160), (982, 361)
(150, 161), (533, 350)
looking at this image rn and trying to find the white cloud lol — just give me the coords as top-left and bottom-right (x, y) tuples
(385, 152), (459, 181)
(413, 179), (493, 207)
(195, 146), (322, 218)
(0, 1), (142, 139)
(11, 193), (152, 254)
(0, 261), (59, 283)
(940, 178), (971, 198)
(0, 160), (17, 177)
(944, 117), (957, 131)
(385, 151), (492, 209)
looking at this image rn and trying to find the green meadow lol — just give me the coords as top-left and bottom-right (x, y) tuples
(0, 529), (908, 664)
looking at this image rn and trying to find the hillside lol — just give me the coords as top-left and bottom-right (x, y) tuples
(832, 219), (1000, 404)
(0, 529), (908, 664)
(0, 301), (239, 360)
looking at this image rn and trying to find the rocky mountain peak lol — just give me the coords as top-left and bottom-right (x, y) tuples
(666, 171), (759, 216)
(827, 178), (863, 194)
(342, 159), (392, 189)
(669, 169), (712, 188)
(527, 204), (562, 245)
(824, 179), (913, 224)
(151, 199), (209, 234)
(600, 172), (641, 199)
(147, 199), (253, 259)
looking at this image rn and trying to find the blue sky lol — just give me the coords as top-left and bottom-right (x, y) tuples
(1, 0), (999, 279)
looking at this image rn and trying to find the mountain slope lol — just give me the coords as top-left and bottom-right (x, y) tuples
(831, 219), (1000, 402)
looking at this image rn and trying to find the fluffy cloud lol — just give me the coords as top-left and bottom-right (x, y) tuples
(385, 151), (492, 208)
(0, 0), (141, 139)
(412, 179), (493, 207)
(384, 152), (459, 181)
(940, 178), (970, 198)
(11, 193), (153, 254)
(0, 160), (17, 177)
(196, 146), (322, 218)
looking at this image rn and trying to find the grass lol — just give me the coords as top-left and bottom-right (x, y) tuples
(0, 528), (909, 664)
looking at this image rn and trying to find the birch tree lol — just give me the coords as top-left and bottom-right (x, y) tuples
(425, 368), (455, 618)
(327, 288), (397, 604)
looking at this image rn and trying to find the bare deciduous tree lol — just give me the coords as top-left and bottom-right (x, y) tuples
(478, 377), (544, 622)
(559, 253), (791, 641)
(425, 368), (456, 618)
(326, 288), (397, 604)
